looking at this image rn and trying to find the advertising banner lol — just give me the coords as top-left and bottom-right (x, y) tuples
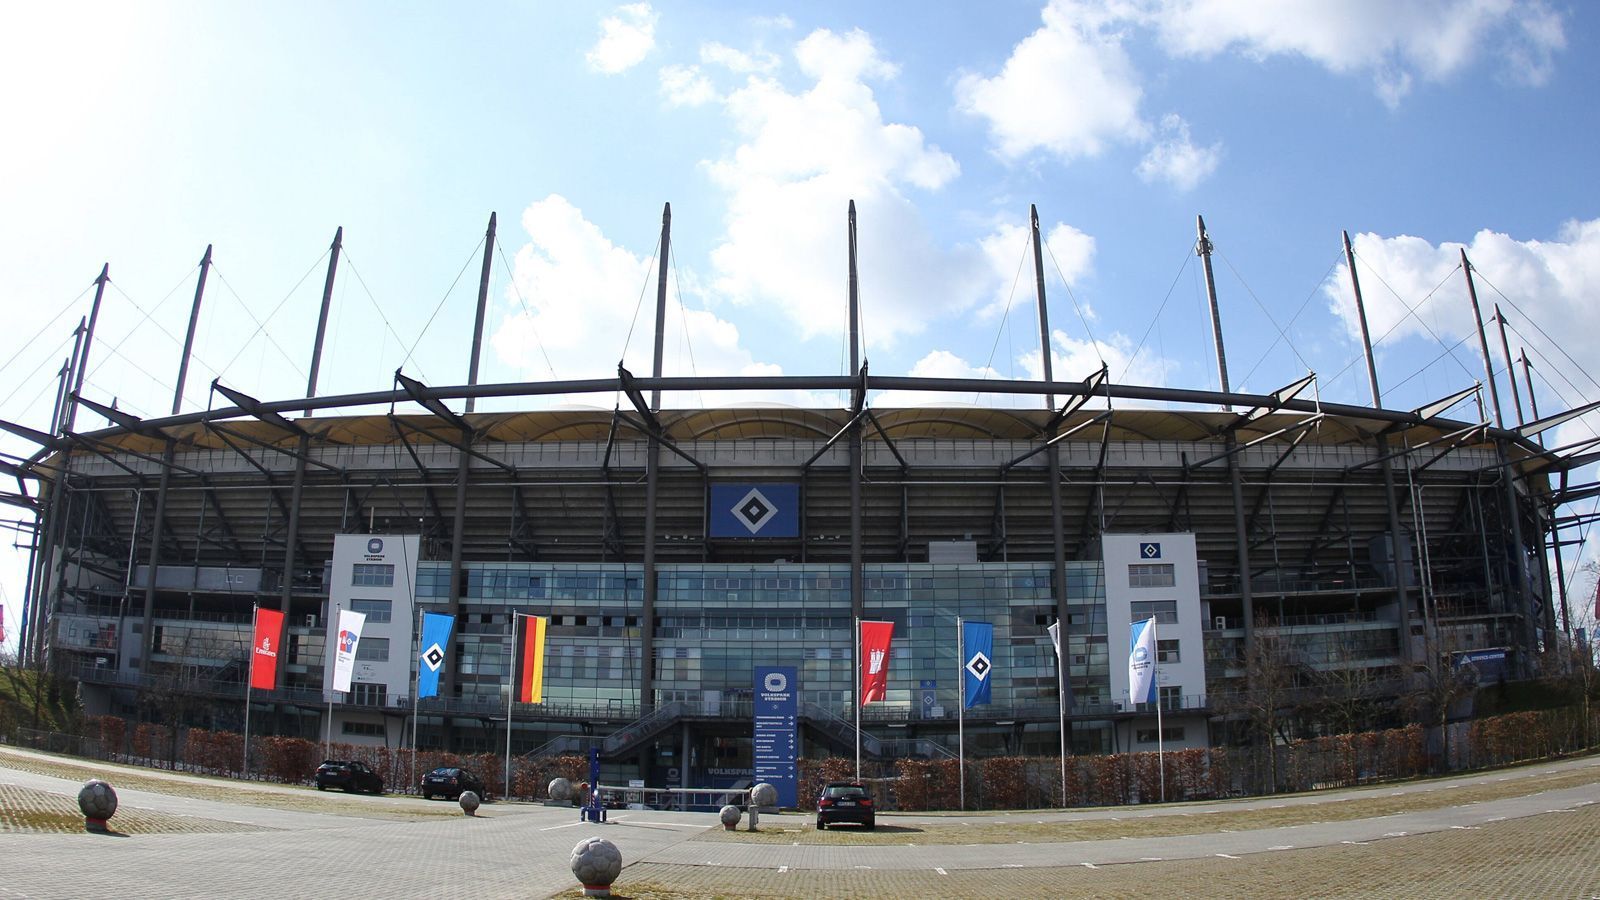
(1129, 616), (1158, 705)
(331, 608), (366, 693)
(249, 607), (285, 691)
(961, 620), (994, 709)
(417, 611), (454, 699)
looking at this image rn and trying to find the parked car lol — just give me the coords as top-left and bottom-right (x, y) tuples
(421, 766), (488, 801)
(314, 760), (383, 794)
(816, 781), (875, 830)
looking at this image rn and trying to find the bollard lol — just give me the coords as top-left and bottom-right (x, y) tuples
(719, 804), (741, 831)
(78, 779), (118, 834)
(459, 790), (480, 816)
(570, 836), (622, 897)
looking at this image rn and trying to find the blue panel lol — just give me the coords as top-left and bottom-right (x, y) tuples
(710, 484), (800, 538)
(1139, 541), (1162, 560)
(752, 666), (799, 808)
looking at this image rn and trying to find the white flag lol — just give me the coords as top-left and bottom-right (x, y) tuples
(331, 608), (367, 693)
(1047, 621), (1062, 662)
(1128, 616), (1158, 705)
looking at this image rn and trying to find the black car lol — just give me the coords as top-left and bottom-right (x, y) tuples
(421, 766), (488, 801)
(314, 760), (383, 794)
(816, 781), (875, 830)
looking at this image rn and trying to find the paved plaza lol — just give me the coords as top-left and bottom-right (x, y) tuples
(1, 747), (1598, 898)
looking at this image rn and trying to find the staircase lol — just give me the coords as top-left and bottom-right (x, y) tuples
(801, 702), (882, 757)
(601, 701), (686, 758)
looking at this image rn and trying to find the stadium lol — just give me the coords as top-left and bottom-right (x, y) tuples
(7, 208), (1588, 792)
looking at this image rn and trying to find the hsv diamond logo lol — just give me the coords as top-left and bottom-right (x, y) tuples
(1140, 542), (1161, 559)
(732, 487), (779, 535)
(965, 651), (992, 682)
(422, 642), (446, 672)
(338, 629), (358, 654)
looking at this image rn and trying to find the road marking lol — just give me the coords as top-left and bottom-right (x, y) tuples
(1003, 864), (1024, 868)
(934, 868), (948, 876)
(1450, 826), (1480, 830)
(1215, 853), (1240, 860)
(619, 821), (703, 828)
(1382, 832), (1408, 837)
(1140, 857), (1163, 862)
(1082, 862), (1098, 869)
(777, 866), (788, 874)
(853, 865), (872, 870)
(1268, 845), (1293, 851)
(1484, 816), (1506, 822)
(538, 822), (584, 831)
(1341, 840), (1369, 846)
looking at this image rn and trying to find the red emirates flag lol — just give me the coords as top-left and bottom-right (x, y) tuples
(859, 620), (894, 705)
(249, 608), (286, 691)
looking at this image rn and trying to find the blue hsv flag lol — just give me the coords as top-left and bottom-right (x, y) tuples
(417, 611), (454, 699)
(962, 620), (994, 709)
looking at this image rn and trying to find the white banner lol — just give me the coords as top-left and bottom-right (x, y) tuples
(331, 608), (367, 693)
(1128, 615), (1158, 705)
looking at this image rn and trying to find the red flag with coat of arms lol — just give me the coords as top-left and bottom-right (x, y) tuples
(859, 620), (894, 705)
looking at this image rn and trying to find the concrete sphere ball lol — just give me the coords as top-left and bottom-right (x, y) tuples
(570, 836), (623, 890)
(750, 782), (778, 808)
(719, 804), (741, 828)
(548, 777), (573, 802)
(78, 779), (118, 822)
(459, 790), (480, 815)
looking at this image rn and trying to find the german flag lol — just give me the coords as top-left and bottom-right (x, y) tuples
(515, 614), (548, 704)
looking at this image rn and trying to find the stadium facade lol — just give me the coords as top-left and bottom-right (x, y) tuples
(10, 208), (1587, 789)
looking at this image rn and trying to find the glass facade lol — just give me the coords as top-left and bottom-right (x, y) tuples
(416, 559), (1114, 721)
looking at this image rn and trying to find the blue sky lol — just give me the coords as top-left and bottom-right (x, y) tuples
(3, 1), (1599, 650)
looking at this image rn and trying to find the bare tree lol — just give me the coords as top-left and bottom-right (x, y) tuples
(1314, 636), (1388, 736)
(1406, 624), (1478, 771)
(136, 627), (244, 769)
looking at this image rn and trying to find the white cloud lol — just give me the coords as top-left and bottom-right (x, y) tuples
(1141, 0), (1566, 107)
(976, 218), (1096, 318)
(1136, 114), (1221, 191)
(493, 194), (818, 408)
(704, 28), (980, 348)
(701, 41), (780, 74)
(955, 0), (1148, 161)
(1326, 219), (1600, 418)
(659, 64), (715, 107)
(586, 3), (657, 74)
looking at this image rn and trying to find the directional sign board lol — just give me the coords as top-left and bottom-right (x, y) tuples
(752, 666), (799, 808)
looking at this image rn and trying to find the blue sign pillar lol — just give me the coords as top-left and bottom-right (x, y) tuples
(753, 666), (799, 808)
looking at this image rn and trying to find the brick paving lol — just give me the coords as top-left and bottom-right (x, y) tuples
(2, 746), (1598, 899)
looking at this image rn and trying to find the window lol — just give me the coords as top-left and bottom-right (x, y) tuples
(1131, 599), (1178, 625)
(1135, 726), (1185, 743)
(349, 598), (392, 623)
(350, 682), (388, 706)
(342, 720), (384, 737)
(1157, 639), (1180, 664)
(1128, 563), (1175, 588)
(1159, 685), (1181, 710)
(352, 564), (395, 587)
(355, 637), (389, 662)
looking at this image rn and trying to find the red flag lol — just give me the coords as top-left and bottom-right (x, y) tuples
(249, 608), (286, 691)
(859, 620), (894, 705)
(516, 615), (548, 704)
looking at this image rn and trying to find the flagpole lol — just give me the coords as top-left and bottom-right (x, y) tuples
(1054, 620), (1066, 807)
(243, 604), (256, 779)
(411, 604), (422, 793)
(1154, 619), (1165, 803)
(505, 611), (518, 800)
(325, 601), (337, 759)
(854, 616), (861, 782)
(957, 615), (965, 812)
